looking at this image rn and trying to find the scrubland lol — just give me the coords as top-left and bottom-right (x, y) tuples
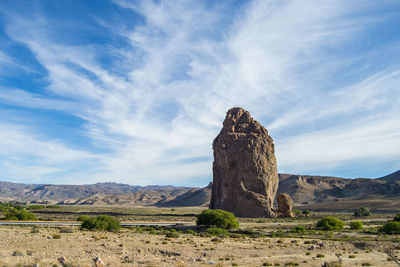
(0, 206), (399, 267)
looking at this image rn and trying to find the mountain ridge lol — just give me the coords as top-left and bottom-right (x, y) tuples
(0, 170), (399, 211)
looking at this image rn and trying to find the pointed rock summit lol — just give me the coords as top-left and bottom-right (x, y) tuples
(210, 107), (279, 217)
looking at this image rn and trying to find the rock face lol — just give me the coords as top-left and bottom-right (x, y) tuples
(210, 107), (279, 217)
(277, 193), (294, 217)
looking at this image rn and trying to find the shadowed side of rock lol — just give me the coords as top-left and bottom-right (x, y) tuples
(210, 107), (279, 217)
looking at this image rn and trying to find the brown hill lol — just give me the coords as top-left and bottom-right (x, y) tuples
(58, 189), (191, 206)
(159, 182), (212, 207)
(277, 172), (400, 205)
(0, 170), (399, 211)
(0, 181), (192, 203)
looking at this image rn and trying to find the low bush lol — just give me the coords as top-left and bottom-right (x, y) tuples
(393, 214), (400, 222)
(302, 210), (310, 215)
(292, 226), (306, 233)
(206, 227), (230, 236)
(46, 205), (60, 209)
(199, 232), (212, 237)
(77, 215), (90, 221)
(52, 234), (61, 239)
(293, 210), (302, 216)
(2, 208), (38, 221)
(165, 232), (179, 238)
(350, 221), (363, 230)
(379, 221), (400, 234)
(354, 208), (370, 217)
(316, 217), (344, 231)
(81, 215), (121, 232)
(59, 227), (74, 233)
(27, 205), (45, 210)
(196, 209), (239, 229)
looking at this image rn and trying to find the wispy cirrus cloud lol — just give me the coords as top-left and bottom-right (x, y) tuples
(0, 0), (399, 185)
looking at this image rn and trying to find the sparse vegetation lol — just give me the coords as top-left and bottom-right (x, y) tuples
(77, 215), (90, 221)
(316, 216), (344, 231)
(292, 226), (306, 233)
(302, 210), (310, 215)
(350, 221), (363, 230)
(12, 250), (25, 256)
(59, 227), (74, 233)
(379, 221), (400, 234)
(0, 205), (397, 266)
(196, 209), (239, 229)
(323, 262), (342, 267)
(52, 234), (61, 239)
(2, 207), (38, 221)
(293, 209), (302, 216)
(206, 227), (230, 236)
(81, 215), (121, 232)
(354, 208), (371, 217)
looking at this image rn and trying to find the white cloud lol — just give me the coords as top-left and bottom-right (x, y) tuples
(0, 122), (103, 183)
(0, 0), (399, 185)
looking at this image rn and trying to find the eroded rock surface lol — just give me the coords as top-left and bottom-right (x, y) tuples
(210, 107), (279, 217)
(277, 193), (294, 217)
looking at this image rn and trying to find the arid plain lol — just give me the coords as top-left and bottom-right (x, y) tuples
(0, 206), (399, 267)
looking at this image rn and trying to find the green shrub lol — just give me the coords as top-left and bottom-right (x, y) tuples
(293, 210), (302, 216)
(379, 221), (400, 234)
(316, 254), (325, 258)
(350, 221), (363, 230)
(165, 232), (179, 238)
(27, 205), (45, 210)
(302, 210), (310, 215)
(59, 227), (74, 233)
(52, 234), (61, 239)
(292, 226), (306, 233)
(316, 217), (344, 231)
(393, 214), (400, 222)
(81, 215), (121, 232)
(196, 209), (239, 229)
(0, 202), (24, 212)
(354, 208), (370, 217)
(206, 227), (229, 236)
(3, 208), (38, 221)
(77, 215), (90, 221)
(46, 205), (60, 209)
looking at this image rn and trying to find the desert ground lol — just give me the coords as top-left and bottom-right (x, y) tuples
(0, 206), (399, 267)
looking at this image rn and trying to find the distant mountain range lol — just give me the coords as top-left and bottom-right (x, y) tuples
(0, 170), (399, 212)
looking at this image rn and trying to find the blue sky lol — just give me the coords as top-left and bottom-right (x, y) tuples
(0, 0), (399, 186)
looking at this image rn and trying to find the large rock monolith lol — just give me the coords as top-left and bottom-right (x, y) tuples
(209, 107), (279, 217)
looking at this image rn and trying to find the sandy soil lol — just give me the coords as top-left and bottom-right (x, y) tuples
(0, 226), (397, 267)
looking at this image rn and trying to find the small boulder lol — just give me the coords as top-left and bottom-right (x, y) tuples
(94, 256), (104, 266)
(58, 256), (67, 265)
(277, 193), (294, 217)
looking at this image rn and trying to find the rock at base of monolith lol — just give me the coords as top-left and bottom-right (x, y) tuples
(210, 107), (279, 217)
(277, 193), (294, 217)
